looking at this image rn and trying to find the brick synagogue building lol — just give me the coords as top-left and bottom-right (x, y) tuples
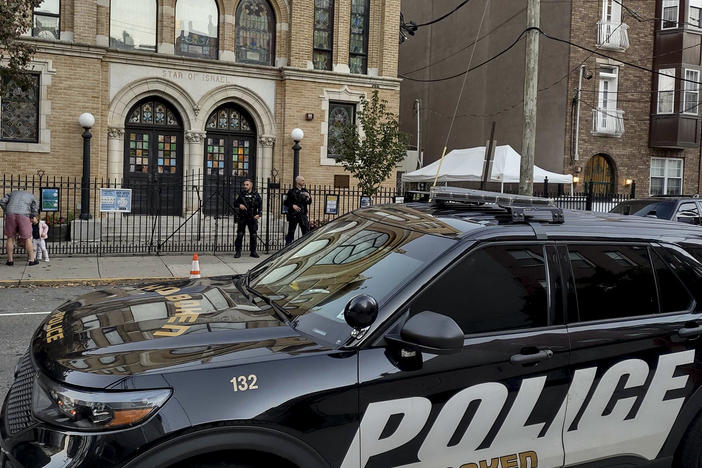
(0, 0), (401, 217)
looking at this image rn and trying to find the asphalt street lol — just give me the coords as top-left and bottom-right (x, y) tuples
(0, 286), (94, 403)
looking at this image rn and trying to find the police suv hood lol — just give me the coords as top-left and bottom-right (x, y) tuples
(31, 277), (326, 388)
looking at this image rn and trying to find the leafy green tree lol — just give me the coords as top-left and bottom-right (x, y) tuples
(0, 0), (42, 93)
(333, 90), (408, 197)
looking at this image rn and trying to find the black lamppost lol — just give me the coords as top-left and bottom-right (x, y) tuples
(290, 128), (304, 184)
(79, 112), (95, 220)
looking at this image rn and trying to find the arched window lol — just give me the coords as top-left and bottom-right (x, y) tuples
(584, 154), (616, 195)
(349, 0), (369, 74)
(31, 0), (60, 40)
(313, 0), (334, 70)
(235, 0), (275, 66)
(110, 0), (157, 51)
(175, 0), (219, 59)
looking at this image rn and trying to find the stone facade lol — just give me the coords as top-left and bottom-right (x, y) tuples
(565, 0), (700, 195)
(0, 0), (401, 192)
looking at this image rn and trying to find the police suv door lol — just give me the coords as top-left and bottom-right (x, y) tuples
(344, 242), (571, 468)
(559, 242), (700, 466)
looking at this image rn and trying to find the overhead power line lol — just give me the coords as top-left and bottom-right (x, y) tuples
(415, 0), (473, 27)
(401, 27), (702, 88)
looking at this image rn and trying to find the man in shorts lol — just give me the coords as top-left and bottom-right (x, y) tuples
(0, 189), (39, 266)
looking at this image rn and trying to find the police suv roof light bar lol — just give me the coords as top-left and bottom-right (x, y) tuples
(430, 186), (564, 224)
(430, 186), (553, 206)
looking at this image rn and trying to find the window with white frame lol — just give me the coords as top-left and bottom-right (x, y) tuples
(683, 69), (700, 114)
(691, 0), (702, 27)
(650, 157), (683, 195)
(595, 66), (619, 132)
(657, 68), (676, 113)
(602, 0), (622, 24)
(663, 0), (679, 29)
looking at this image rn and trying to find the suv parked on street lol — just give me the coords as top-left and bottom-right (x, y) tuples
(610, 196), (702, 224)
(4, 187), (702, 468)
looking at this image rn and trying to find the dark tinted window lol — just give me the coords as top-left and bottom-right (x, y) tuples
(657, 245), (702, 306)
(610, 200), (676, 219)
(568, 244), (657, 321)
(411, 244), (548, 335)
(652, 250), (693, 312)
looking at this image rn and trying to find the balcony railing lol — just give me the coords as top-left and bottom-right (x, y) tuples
(592, 108), (625, 137)
(597, 21), (630, 51)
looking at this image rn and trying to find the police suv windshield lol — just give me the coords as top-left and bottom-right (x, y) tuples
(249, 212), (456, 346)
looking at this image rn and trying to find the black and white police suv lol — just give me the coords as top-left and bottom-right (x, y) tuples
(4, 187), (702, 468)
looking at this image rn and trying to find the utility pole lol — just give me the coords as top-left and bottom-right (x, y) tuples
(519, 0), (540, 195)
(415, 97), (422, 169)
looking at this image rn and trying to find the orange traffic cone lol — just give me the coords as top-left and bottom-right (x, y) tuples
(190, 253), (201, 279)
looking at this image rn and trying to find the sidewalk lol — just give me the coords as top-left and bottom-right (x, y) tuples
(0, 253), (270, 286)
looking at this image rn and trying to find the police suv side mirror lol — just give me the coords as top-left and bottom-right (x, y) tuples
(344, 295), (378, 333)
(386, 311), (464, 355)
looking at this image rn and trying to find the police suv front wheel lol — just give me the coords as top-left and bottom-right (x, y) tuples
(675, 414), (702, 467)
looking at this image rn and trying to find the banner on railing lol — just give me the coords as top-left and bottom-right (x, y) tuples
(99, 188), (132, 212)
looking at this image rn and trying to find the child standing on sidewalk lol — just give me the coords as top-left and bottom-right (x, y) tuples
(31, 215), (49, 262)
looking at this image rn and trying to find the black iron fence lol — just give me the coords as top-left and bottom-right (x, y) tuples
(0, 173), (634, 257)
(0, 172), (397, 256)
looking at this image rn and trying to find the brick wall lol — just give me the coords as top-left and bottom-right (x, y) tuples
(565, 0), (700, 196)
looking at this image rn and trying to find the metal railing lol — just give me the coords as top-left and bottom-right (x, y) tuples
(597, 20), (630, 51)
(0, 173), (636, 257)
(0, 172), (397, 256)
(592, 107), (625, 137)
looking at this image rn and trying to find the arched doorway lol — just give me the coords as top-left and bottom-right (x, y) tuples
(584, 154), (616, 195)
(123, 97), (184, 215)
(203, 104), (257, 215)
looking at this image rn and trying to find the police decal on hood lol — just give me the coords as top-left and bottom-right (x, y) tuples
(342, 350), (694, 468)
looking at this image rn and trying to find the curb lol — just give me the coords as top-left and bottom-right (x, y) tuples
(0, 276), (190, 288)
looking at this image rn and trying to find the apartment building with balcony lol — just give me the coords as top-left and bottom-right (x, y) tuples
(399, 0), (702, 196)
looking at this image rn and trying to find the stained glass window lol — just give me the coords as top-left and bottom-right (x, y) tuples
(128, 133), (150, 173)
(31, 0), (60, 40)
(327, 101), (355, 159)
(205, 105), (254, 132)
(232, 139), (251, 177)
(0, 75), (40, 143)
(175, 0), (219, 59)
(349, 0), (369, 74)
(314, 0), (334, 71)
(206, 137), (226, 175)
(236, 0), (275, 66)
(156, 134), (178, 174)
(126, 99), (181, 128)
(110, 0), (156, 52)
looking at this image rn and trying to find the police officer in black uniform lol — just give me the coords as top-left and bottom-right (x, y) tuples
(284, 175), (312, 246)
(235, 179), (262, 258)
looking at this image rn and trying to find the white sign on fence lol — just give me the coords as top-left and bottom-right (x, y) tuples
(100, 188), (132, 212)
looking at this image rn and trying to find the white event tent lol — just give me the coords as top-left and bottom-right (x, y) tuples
(402, 145), (573, 192)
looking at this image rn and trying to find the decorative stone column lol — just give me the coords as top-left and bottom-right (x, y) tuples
(185, 131), (206, 213)
(258, 136), (276, 184)
(107, 127), (125, 183)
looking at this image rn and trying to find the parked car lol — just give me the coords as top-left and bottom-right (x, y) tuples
(4, 187), (702, 468)
(610, 196), (702, 224)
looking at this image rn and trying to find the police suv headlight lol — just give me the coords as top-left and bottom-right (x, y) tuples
(32, 374), (171, 431)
